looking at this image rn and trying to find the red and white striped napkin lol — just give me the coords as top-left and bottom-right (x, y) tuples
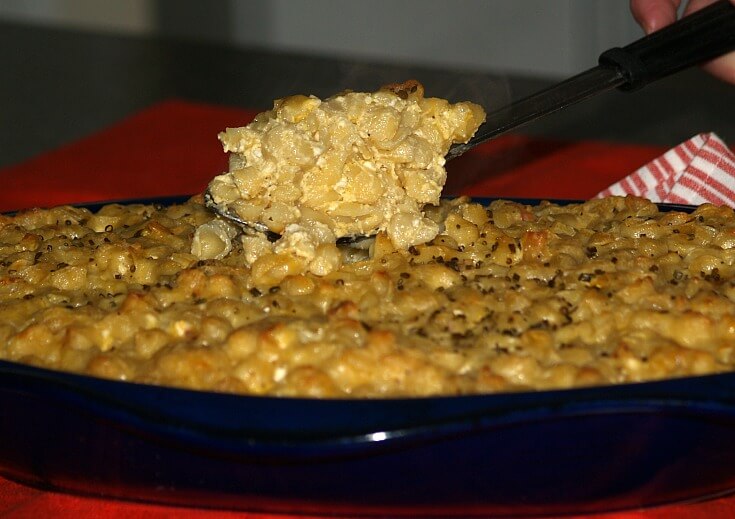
(596, 132), (735, 205)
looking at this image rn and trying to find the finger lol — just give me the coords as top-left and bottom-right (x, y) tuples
(702, 53), (735, 84)
(682, 0), (719, 16)
(683, 0), (735, 84)
(630, 0), (682, 33)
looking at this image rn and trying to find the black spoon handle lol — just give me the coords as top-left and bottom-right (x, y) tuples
(599, 0), (735, 91)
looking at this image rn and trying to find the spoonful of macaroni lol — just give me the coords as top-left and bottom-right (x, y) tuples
(204, 80), (486, 249)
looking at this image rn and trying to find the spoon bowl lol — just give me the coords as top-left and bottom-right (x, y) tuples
(203, 189), (373, 245)
(203, 189), (281, 242)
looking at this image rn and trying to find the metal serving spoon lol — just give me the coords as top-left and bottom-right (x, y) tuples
(207, 0), (735, 240)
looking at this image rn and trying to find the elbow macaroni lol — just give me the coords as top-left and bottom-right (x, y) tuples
(2, 195), (735, 397)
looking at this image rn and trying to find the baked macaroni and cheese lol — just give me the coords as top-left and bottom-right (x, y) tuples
(1, 195), (735, 397)
(206, 80), (486, 276)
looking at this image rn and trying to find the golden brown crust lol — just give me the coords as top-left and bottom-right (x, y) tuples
(2, 195), (735, 397)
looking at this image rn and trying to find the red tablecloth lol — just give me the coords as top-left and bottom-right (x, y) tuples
(1, 100), (734, 518)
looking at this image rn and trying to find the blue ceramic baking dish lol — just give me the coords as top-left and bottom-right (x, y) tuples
(1, 196), (733, 516)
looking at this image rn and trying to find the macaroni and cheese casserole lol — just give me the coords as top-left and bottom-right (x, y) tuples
(1, 195), (735, 397)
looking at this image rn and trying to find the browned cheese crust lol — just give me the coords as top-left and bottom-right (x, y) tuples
(1, 195), (735, 397)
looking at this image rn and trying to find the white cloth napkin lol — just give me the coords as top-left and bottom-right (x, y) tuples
(596, 132), (735, 205)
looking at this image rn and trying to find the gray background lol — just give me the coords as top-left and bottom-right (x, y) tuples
(0, 0), (644, 76)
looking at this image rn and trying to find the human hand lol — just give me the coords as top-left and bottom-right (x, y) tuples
(630, 0), (735, 84)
